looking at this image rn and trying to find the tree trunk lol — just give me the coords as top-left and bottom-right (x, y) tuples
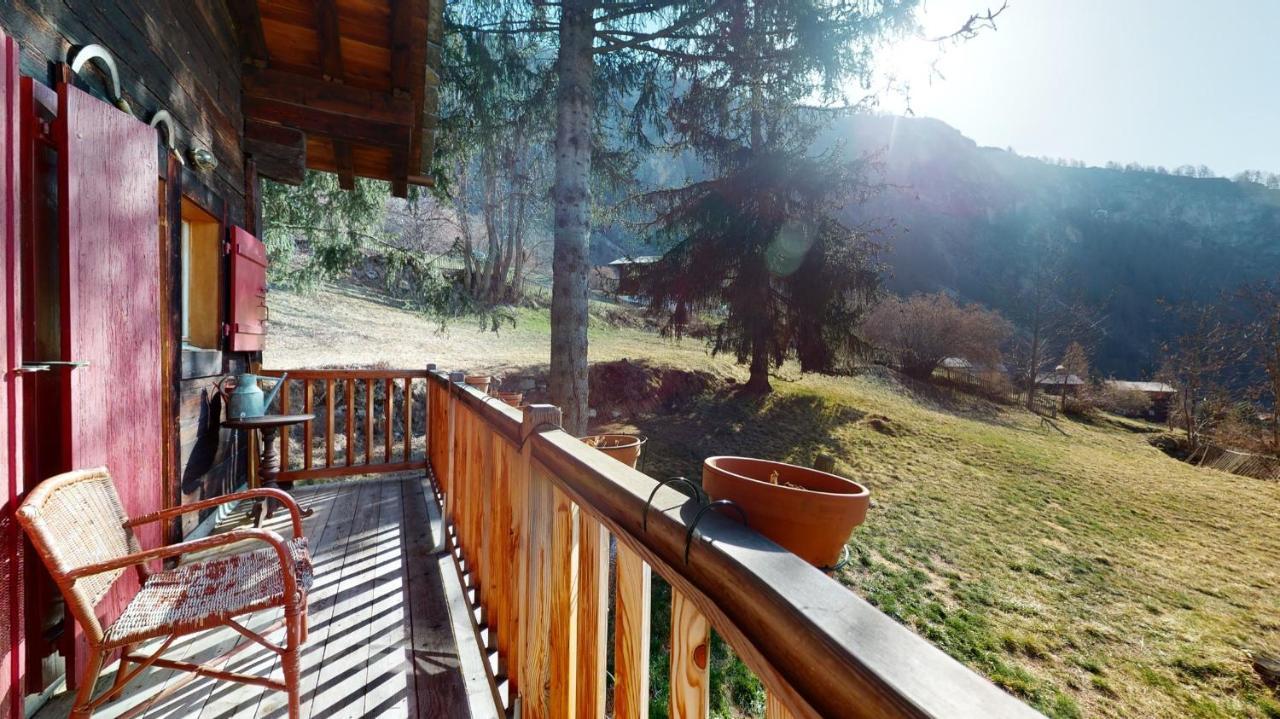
(481, 161), (502, 302)
(744, 320), (772, 393)
(453, 160), (479, 292)
(549, 0), (595, 435)
(1025, 312), (1042, 411)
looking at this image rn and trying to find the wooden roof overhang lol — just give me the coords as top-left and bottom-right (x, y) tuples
(225, 0), (443, 197)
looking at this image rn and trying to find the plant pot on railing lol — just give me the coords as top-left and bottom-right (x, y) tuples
(464, 374), (491, 394)
(702, 456), (870, 568)
(496, 391), (523, 408)
(580, 433), (648, 469)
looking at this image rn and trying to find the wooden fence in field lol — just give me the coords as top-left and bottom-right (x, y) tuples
(426, 370), (1042, 719)
(1195, 443), (1280, 482)
(259, 368), (430, 482)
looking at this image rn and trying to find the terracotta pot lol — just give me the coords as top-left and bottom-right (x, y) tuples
(701, 456), (870, 567)
(497, 391), (523, 407)
(464, 374), (491, 394)
(580, 434), (647, 468)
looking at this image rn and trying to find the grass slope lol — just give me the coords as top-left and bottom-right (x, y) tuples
(611, 373), (1280, 719)
(274, 286), (1280, 718)
(266, 284), (739, 374)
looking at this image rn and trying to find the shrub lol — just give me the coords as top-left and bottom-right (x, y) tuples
(862, 293), (1012, 380)
(1096, 385), (1152, 416)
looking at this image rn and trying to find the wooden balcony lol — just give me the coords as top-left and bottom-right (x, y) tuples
(424, 370), (1044, 719)
(35, 366), (1042, 718)
(33, 473), (500, 719)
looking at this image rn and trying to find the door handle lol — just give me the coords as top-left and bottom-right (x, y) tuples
(17, 360), (90, 372)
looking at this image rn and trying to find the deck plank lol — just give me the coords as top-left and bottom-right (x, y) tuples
(304, 478), (388, 717)
(360, 479), (413, 718)
(30, 475), (490, 719)
(403, 474), (482, 717)
(245, 480), (360, 719)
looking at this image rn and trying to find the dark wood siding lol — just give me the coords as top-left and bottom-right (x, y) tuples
(0, 0), (246, 228)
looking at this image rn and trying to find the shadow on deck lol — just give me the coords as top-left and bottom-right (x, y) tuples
(34, 473), (497, 719)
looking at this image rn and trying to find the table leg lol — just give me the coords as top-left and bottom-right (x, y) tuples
(252, 424), (313, 527)
(258, 425), (282, 525)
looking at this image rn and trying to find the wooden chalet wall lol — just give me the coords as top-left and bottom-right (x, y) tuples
(0, 1), (248, 221)
(0, 1), (252, 539)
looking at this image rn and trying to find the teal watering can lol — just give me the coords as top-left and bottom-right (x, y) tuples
(218, 372), (288, 420)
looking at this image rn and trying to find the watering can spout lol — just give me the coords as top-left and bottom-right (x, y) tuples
(262, 372), (288, 409)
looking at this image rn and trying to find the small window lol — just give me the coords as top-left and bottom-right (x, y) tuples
(180, 199), (222, 350)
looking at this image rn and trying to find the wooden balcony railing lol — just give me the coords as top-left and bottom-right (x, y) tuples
(260, 368), (430, 481)
(426, 370), (1044, 719)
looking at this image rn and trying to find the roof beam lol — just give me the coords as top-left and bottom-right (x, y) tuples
(245, 119), (306, 185)
(244, 95), (412, 148)
(389, 0), (414, 96)
(243, 68), (414, 125)
(391, 151), (408, 198)
(411, 0), (444, 176)
(313, 0), (345, 81)
(225, 0), (270, 66)
(334, 141), (355, 190)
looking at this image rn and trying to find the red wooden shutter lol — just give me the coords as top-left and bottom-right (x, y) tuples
(227, 226), (268, 352)
(57, 80), (161, 677)
(0, 28), (25, 719)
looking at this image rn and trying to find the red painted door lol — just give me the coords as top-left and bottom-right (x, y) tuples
(0, 28), (26, 719)
(56, 81), (162, 674)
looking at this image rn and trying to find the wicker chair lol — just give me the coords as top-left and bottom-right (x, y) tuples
(16, 467), (313, 718)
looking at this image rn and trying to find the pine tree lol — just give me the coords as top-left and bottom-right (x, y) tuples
(636, 0), (914, 392)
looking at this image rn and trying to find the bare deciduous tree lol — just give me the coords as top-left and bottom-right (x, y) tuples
(1158, 302), (1232, 449)
(862, 292), (1011, 380)
(1234, 281), (1280, 452)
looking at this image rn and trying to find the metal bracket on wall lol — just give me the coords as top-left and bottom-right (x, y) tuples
(67, 44), (131, 114)
(148, 110), (184, 165)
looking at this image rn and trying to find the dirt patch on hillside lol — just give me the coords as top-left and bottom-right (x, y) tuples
(861, 413), (908, 436)
(494, 358), (725, 423)
(589, 359), (723, 420)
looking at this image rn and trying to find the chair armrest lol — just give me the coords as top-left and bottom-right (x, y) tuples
(66, 529), (300, 599)
(125, 488), (305, 538)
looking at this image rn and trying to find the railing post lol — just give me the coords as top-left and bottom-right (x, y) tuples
(670, 589), (710, 718)
(766, 692), (797, 719)
(576, 512), (608, 717)
(614, 540), (652, 719)
(445, 371), (464, 502)
(517, 404), (562, 719)
(303, 381), (314, 470)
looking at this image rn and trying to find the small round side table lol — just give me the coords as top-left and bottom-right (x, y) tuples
(224, 413), (316, 527)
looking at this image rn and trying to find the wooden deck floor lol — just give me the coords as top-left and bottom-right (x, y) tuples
(34, 474), (498, 719)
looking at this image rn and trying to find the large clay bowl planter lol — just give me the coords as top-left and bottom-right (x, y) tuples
(581, 434), (647, 468)
(702, 456), (870, 568)
(464, 374), (491, 394)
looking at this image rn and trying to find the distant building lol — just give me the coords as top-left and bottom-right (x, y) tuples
(596, 255), (661, 297)
(1036, 368), (1085, 397)
(1103, 380), (1178, 422)
(941, 357), (1008, 386)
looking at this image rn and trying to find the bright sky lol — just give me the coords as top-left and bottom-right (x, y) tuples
(872, 0), (1280, 176)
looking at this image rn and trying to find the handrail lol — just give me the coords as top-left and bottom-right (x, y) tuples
(426, 370), (1043, 719)
(260, 368), (433, 380)
(258, 367), (429, 481)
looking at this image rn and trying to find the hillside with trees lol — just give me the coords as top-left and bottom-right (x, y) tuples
(608, 114), (1280, 379)
(839, 115), (1280, 378)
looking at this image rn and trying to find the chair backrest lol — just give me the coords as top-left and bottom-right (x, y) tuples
(15, 467), (141, 642)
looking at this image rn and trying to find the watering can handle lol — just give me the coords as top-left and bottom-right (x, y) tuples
(216, 375), (232, 400)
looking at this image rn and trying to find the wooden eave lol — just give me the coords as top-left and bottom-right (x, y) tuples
(226, 0), (443, 197)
